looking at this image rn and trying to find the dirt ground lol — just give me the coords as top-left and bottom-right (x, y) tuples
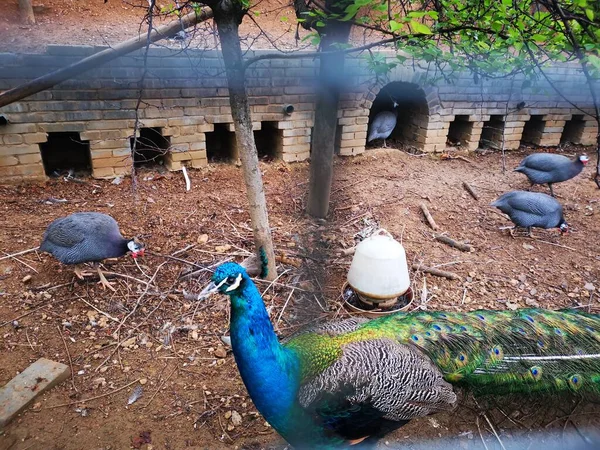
(1, 0), (307, 53)
(1, 147), (600, 450)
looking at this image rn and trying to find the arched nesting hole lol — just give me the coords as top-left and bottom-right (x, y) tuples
(561, 115), (585, 145)
(367, 82), (428, 148)
(479, 115), (505, 149)
(40, 132), (91, 176)
(254, 122), (282, 161)
(131, 127), (170, 167)
(521, 115), (546, 146)
(447, 115), (474, 147)
(206, 123), (236, 162)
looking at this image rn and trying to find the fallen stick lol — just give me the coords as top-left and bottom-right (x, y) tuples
(182, 166), (191, 192)
(46, 379), (141, 409)
(462, 181), (479, 200)
(412, 264), (460, 280)
(0, 247), (39, 261)
(434, 234), (472, 252)
(420, 203), (439, 231)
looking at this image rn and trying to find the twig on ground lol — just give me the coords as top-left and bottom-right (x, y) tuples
(412, 263), (461, 280)
(182, 166), (191, 191)
(420, 203), (439, 231)
(434, 234), (472, 252)
(46, 379), (141, 409)
(0, 247), (40, 261)
(75, 295), (119, 323)
(57, 325), (77, 392)
(531, 238), (577, 251)
(462, 181), (480, 200)
(142, 367), (177, 409)
(276, 288), (295, 326)
(112, 261), (168, 338)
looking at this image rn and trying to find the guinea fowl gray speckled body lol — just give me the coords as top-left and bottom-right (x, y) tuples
(514, 153), (589, 196)
(40, 212), (144, 289)
(491, 191), (568, 234)
(367, 103), (398, 148)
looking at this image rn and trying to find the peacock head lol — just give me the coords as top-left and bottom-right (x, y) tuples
(127, 238), (145, 258)
(579, 155), (589, 166)
(198, 262), (247, 299)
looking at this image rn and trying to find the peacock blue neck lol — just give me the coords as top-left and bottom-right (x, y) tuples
(228, 273), (302, 433)
(227, 273), (343, 449)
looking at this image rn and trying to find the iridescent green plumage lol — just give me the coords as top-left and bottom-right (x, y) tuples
(285, 308), (600, 395)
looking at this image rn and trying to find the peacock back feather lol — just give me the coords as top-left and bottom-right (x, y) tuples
(285, 308), (600, 396)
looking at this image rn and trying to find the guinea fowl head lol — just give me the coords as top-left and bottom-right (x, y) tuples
(559, 219), (569, 234)
(198, 262), (248, 299)
(126, 238), (145, 258)
(578, 155), (589, 166)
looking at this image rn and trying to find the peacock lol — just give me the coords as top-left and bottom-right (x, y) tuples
(198, 262), (600, 449)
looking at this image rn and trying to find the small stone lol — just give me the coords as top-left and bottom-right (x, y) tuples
(518, 274), (527, 283)
(224, 411), (232, 420)
(215, 244), (231, 253)
(584, 283), (595, 292)
(191, 330), (199, 340)
(32, 402), (41, 410)
(139, 378), (148, 385)
(99, 367), (108, 373)
(522, 243), (534, 250)
(227, 424), (235, 431)
(509, 279), (519, 286)
(214, 347), (227, 358)
(506, 300), (519, 311)
(529, 288), (537, 296)
(123, 366), (131, 373)
(197, 234), (209, 244)
(22, 275), (32, 283)
(147, 197), (155, 203)
(231, 410), (242, 426)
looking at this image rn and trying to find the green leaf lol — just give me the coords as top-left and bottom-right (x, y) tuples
(407, 11), (427, 19)
(280, 16), (288, 22)
(389, 20), (402, 32)
(532, 34), (546, 42)
(585, 8), (594, 21)
(410, 21), (432, 35)
(316, 20), (325, 27)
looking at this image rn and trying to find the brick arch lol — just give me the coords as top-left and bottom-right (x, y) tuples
(360, 71), (440, 115)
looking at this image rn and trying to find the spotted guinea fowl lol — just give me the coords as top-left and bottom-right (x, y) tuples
(367, 102), (398, 148)
(491, 190), (568, 236)
(198, 261), (600, 449)
(40, 212), (144, 290)
(514, 153), (589, 197)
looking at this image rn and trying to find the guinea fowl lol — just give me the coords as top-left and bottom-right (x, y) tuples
(40, 212), (144, 290)
(514, 153), (589, 197)
(198, 262), (600, 449)
(491, 190), (568, 236)
(367, 102), (398, 148)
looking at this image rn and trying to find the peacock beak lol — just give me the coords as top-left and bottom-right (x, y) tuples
(198, 281), (220, 300)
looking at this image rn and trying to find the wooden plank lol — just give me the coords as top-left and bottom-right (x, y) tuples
(0, 358), (70, 428)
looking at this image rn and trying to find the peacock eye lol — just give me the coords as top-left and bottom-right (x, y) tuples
(226, 275), (237, 284)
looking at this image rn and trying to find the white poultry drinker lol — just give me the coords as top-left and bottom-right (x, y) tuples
(347, 229), (410, 309)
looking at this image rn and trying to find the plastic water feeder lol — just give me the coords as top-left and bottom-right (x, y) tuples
(344, 229), (413, 317)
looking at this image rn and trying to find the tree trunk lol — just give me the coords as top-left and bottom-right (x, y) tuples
(595, 122), (600, 189)
(18, 0), (35, 25)
(306, 21), (352, 218)
(213, 2), (277, 280)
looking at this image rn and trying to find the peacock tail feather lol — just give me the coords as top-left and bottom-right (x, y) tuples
(285, 308), (600, 396)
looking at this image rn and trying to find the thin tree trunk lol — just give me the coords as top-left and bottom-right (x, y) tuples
(306, 21), (352, 218)
(213, 4), (277, 280)
(18, 0), (35, 25)
(0, 9), (212, 108)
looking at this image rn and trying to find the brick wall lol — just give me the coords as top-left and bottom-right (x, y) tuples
(0, 45), (598, 182)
